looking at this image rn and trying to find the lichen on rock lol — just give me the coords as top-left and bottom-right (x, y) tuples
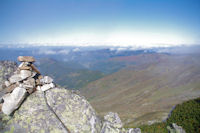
(1, 88), (102, 133)
(0, 57), (140, 133)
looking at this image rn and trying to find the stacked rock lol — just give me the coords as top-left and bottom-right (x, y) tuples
(0, 56), (55, 115)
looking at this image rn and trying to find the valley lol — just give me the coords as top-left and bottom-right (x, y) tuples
(81, 53), (200, 126)
(1, 45), (200, 127)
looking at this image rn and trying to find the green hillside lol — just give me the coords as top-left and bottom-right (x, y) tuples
(126, 97), (200, 133)
(37, 58), (105, 89)
(81, 54), (200, 125)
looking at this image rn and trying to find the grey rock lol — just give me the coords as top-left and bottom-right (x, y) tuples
(9, 74), (23, 84)
(104, 112), (123, 128)
(1, 88), (102, 133)
(2, 87), (27, 115)
(22, 78), (35, 89)
(40, 76), (53, 84)
(20, 70), (32, 79)
(127, 128), (141, 133)
(18, 62), (31, 68)
(18, 56), (35, 62)
(101, 112), (131, 133)
(4, 80), (11, 87)
(19, 66), (32, 70)
(0, 61), (17, 90)
(101, 122), (122, 133)
(36, 85), (41, 91)
(167, 123), (186, 133)
(18, 62), (25, 68)
(40, 83), (55, 91)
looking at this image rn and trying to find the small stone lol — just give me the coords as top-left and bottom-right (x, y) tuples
(40, 76), (53, 84)
(18, 56), (35, 62)
(23, 78), (35, 89)
(2, 87), (27, 115)
(36, 86), (41, 91)
(35, 79), (41, 85)
(9, 74), (23, 84)
(27, 88), (34, 94)
(18, 62), (31, 68)
(6, 84), (18, 93)
(167, 123), (186, 133)
(18, 62), (32, 71)
(20, 70), (32, 79)
(30, 64), (41, 74)
(40, 83), (55, 91)
(19, 66), (32, 70)
(127, 128), (141, 133)
(104, 112), (123, 128)
(18, 62), (25, 68)
(5, 80), (11, 87)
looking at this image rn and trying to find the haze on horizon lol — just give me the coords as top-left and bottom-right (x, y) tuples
(0, 0), (200, 47)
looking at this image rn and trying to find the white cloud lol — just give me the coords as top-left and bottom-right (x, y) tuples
(73, 48), (80, 52)
(116, 47), (128, 51)
(38, 50), (56, 55)
(38, 49), (70, 55)
(19, 30), (197, 48)
(58, 50), (69, 55)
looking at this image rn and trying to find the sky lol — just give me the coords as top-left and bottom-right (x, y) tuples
(0, 0), (200, 47)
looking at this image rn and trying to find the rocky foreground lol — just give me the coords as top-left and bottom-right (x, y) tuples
(0, 61), (17, 97)
(0, 56), (186, 133)
(0, 56), (141, 133)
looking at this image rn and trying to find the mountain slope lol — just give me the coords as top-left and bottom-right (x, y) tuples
(81, 54), (200, 125)
(37, 58), (105, 89)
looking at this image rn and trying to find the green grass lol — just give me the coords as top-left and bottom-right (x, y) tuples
(139, 123), (168, 133)
(167, 97), (200, 133)
(125, 97), (200, 133)
(81, 54), (200, 124)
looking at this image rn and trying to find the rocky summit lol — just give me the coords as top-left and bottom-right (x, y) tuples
(0, 56), (43, 115)
(0, 56), (140, 133)
(17, 56), (35, 63)
(0, 61), (17, 91)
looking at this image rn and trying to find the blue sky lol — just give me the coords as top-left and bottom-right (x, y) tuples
(0, 0), (200, 47)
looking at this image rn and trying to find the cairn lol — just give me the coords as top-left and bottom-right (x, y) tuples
(0, 56), (55, 115)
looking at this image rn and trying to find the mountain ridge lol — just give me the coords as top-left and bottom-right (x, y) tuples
(81, 54), (200, 126)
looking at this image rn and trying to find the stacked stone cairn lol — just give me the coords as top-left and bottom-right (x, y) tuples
(0, 56), (55, 115)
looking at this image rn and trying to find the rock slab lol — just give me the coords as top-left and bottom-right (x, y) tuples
(1, 88), (102, 133)
(17, 56), (35, 62)
(41, 83), (55, 91)
(20, 70), (32, 79)
(40, 76), (53, 84)
(9, 74), (23, 84)
(2, 87), (27, 115)
(104, 112), (123, 128)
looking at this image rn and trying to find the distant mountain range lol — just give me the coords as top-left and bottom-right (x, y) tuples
(36, 58), (104, 89)
(0, 45), (200, 126)
(81, 53), (200, 126)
